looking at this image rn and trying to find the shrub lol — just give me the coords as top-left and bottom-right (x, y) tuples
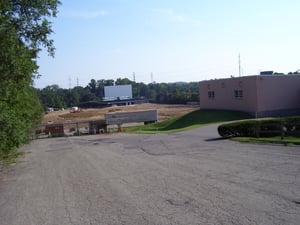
(218, 116), (300, 138)
(285, 116), (300, 137)
(218, 120), (257, 137)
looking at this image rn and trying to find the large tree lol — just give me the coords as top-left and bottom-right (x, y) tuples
(0, 0), (61, 160)
(0, 0), (60, 56)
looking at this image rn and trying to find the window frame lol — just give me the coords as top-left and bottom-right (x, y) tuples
(208, 91), (215, 99)
(234, 89), (243, 99)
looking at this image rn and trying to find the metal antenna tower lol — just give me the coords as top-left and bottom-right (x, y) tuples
(68, 76), (71, 89)
(238, 53), (241, 77)
(151, 72), (153, 83)
(133, 72), (136, 82)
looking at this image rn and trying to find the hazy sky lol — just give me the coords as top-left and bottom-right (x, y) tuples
(35, 0), (300, 88)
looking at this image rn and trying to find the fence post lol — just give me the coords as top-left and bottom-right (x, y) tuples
(255, 120), (260, 138)
(76, 122), (79, 136)
(281, 119), (286, 140)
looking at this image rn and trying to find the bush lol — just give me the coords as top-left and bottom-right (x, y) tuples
(218, 116), (300, 138)
(0, 85), (43, 161)
(218, 120), (257, 137)
(285, 116), (300, 137)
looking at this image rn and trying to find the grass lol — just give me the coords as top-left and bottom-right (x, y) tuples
(231, 136), (300, 146)
(125, 109), (252, 134)
(0, 150), (24, 166)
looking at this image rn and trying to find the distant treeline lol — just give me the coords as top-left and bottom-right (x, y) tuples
(37, 78), (199, 109)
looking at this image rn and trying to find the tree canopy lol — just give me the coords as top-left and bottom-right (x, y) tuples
(37, 78), (200, 109)
(0, 0), (61, 160)
(0, 0), (60, 56)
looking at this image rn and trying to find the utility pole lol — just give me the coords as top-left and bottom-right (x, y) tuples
(238, 53), (241, 77)
(133, 72), (136, 82)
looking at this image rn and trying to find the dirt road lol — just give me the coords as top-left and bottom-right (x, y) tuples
(0, 126), (300, 225)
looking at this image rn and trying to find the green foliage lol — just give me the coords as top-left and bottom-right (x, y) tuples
(126, 110), (252, 134)
(162, 110), (251, 131)
(232, 136), (300, 145)
(0, 27), (38, 83)
(37, 85), (99, 109)
(37, 84), (65, 109)
(0, 0), (61, 57)
(284, 116), (300, 137)
(218, 120), (257, 137)
(0, 83), (43, 159)
(0, 0), (60, 161)
(38, 78), (200, 107)
(288, 70), (300, 75)
(218, 116), (300, 138)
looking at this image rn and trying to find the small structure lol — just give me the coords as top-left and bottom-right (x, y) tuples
(45, 123), (64, 137)
(105, 110), (158, 125)
(89, 120), (107, 134)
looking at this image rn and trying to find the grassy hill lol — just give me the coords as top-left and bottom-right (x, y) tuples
(125, 109), (252, 134)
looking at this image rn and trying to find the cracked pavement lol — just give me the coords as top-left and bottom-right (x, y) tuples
(0, 124), (299, 225)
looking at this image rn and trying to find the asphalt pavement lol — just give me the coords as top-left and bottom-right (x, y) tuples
(0, 125), (299, 225)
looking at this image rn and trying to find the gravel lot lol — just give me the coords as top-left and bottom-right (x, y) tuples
(0, 125), (299, 225)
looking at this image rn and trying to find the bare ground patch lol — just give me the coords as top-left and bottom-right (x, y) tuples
(42, 103), (199, 124)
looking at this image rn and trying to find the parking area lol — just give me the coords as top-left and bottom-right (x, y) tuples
(0, 125), (300, 225)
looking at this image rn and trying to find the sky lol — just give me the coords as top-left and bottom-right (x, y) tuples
(34, 0), (300, 89)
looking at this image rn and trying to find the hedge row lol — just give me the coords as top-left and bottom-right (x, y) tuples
(218, 116), (300, 138)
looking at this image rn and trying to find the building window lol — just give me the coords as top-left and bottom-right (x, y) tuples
(208, 91), (215, 99)
(234, 90), (243, 98)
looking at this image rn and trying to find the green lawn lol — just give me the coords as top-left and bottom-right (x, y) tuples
(231, 136), (300, 146)
(125, 109), (252, 134)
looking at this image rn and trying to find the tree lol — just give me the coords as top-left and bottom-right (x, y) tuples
(87, 79), (97, 94)
(37, 84), (66, 108)
(115, 78), (132, 85)
(0, 0), (61, 160)
(0, 0), (60, 57)
(104, 79), (114, 86)
(138, 83), (150, 98)
(95, 79), (106, 99)
(37, 79), (200, 107)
